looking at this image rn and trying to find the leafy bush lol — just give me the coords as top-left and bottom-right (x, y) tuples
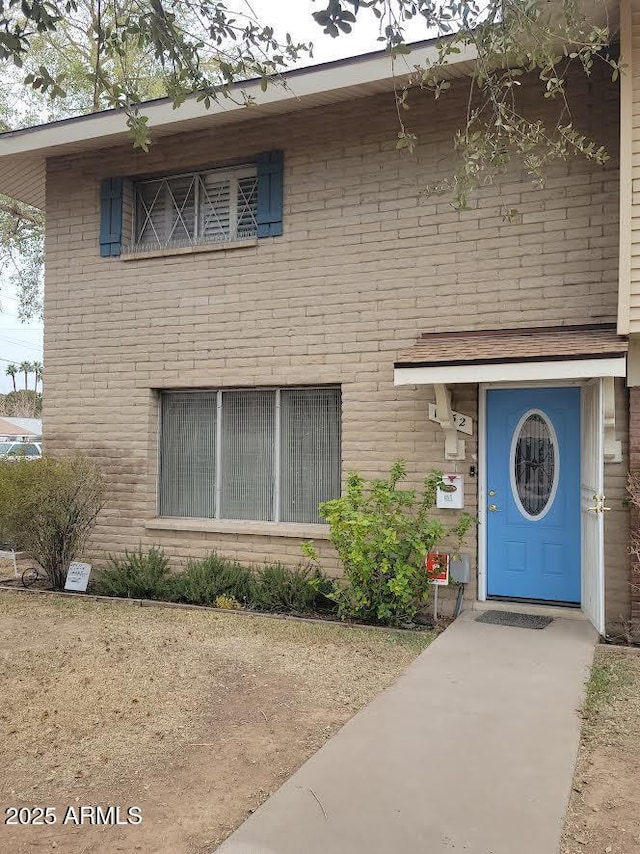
(253, 563), (336, 615)
(171, 553), (256, 606)
(0, 455), (105, 590)
(94, 547), (336, 617)
(97, 546), (173, 600)
(315, 460), (474, 626)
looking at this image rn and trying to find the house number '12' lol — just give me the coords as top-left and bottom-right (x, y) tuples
(428, 404), (474, 436)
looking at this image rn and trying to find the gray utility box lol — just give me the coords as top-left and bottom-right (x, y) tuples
(449, 553), (471, 584)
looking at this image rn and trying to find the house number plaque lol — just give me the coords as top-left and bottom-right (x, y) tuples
(428, 404), (473, 436)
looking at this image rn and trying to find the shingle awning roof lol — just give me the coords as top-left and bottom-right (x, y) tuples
(394, 324), (627, 385)
(395, 324), (627, 369)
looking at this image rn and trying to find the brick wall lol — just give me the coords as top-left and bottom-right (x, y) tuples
(43, 66), (630, 624)
(605, 379), (631, 625)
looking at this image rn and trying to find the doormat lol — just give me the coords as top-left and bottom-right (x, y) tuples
(475, 611), (553, 629)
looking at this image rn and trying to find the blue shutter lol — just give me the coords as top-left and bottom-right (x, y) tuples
(256, 151), (283, 238)
(100, 177), (123, 257)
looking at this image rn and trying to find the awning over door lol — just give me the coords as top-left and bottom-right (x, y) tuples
(394, 324), (627, 386)
(393, 324), (627, 462)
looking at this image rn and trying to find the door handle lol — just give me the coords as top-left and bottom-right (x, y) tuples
(587, 495), (611, 514)
(488, 504), (499, 512)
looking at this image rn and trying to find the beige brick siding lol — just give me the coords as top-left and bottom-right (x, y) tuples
(44, 67), (629, 625)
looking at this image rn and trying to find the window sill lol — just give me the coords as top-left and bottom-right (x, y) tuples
(121, 238), (258, 261)
(145, 517), (331, 540)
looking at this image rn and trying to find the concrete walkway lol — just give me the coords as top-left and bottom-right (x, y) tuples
(217, 611), (597, 854)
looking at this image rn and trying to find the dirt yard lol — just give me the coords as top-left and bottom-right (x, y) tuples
(0, 590), (430, 854)
(562, 645), (640, 854)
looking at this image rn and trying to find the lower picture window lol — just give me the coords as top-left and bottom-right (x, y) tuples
(159, 387), (341, 524)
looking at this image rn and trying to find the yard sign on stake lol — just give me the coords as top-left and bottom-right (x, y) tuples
(426, 553), (450, 620)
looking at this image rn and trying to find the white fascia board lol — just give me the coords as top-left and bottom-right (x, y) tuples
(0, 42), (474, 159)
(393, 357), (627, 386)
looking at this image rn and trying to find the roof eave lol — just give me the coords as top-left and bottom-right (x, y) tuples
(0, 38), (477, 208)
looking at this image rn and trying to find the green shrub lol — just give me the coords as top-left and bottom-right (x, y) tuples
(96, 546), (173, 600)
(253, 563), (336, 615)
(94, 548), (336, 616)
(0, 455), (105, 590)
(171, 553), (256, 606)
(314, 460), (474, 626)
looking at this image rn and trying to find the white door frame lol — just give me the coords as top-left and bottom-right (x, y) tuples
(581, 379), (606, 634)
(477, 380), (602, 622)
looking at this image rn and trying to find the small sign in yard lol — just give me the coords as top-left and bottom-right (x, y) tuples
(426, 553), (450, 622)
(64, 562), (92, 592)
(0, 550), (20, 579)
(425, 553), (450, 585)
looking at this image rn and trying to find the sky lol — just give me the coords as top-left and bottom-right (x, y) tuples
(249, 1), (431, 64)
(0, 2), (433, 393)
(0, 287), (43, 394)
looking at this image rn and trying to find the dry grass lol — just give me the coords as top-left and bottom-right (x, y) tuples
(562, 646), (640, 854)
(0, 590), (430, 853)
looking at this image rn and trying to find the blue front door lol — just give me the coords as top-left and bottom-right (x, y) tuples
(486, 387), (581, 604)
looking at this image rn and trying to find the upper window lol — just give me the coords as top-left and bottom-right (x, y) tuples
(133, 165), (258, 252)
(159, 387), (341, 524)
(100, 150), (282, 257)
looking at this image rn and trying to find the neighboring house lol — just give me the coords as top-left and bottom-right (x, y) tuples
(0, 18), (636, 635)
(0, 417), (42, 442)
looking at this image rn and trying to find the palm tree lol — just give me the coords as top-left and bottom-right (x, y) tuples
(32, 361), (43, 393)
(18, 361), (33, 392)
(4, 363), (17, 392)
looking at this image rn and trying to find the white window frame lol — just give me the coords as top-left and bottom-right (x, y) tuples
(132, 164), (258, 252)
(158, 387), (342, 524)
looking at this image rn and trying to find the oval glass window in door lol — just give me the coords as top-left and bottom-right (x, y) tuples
(510, 410), (559, 520)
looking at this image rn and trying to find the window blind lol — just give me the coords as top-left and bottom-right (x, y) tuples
(158, 388), (341, 523)
(133, 166), (258, 251)
(159, 392), (217, 518)
(280, 388), (341, 523)
(220, 390), (275, 521)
